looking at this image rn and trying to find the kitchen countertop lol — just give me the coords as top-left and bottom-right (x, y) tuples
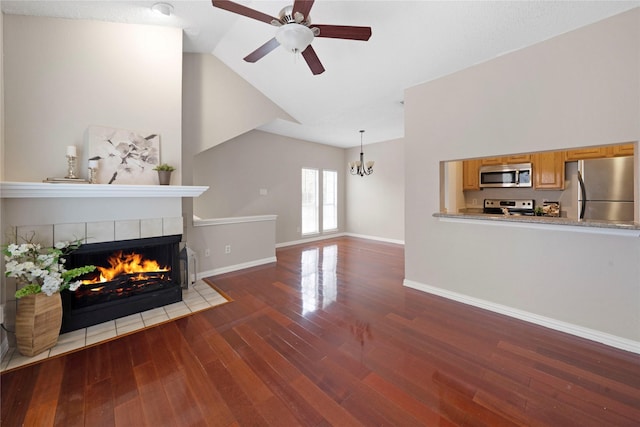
(433, 212), (640, 232)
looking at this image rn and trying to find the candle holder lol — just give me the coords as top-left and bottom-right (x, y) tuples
(65, 155), (77, 179)
(88, 166), (98, 184)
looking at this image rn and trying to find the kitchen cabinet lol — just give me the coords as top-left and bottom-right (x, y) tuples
(565, 143), (634, 161)
(504, 154), (531, 163)
(480, 154), (531, 166)
(532, 151), (565, 190)
(564, 147), (606, 161)
(609, 143), (634, 157)
(462, 159), (481, 191)
(480, 157), (505, 166)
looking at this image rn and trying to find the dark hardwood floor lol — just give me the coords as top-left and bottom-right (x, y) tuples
(2, 236), (639, 426)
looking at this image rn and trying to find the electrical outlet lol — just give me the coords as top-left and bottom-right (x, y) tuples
(224, 245), (231, 254)
(472, 198), (478, 205)
(204, 248), (210, 257)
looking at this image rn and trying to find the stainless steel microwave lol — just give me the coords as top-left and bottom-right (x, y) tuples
(479, 163), (532, 188)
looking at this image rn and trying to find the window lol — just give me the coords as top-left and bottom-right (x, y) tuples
(323, 170), (338, 231)
(301, 168), (319, 235)
(302, 168), (339, 235)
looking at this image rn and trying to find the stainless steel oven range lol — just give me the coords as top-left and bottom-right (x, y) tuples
(483, 199), (535, 216)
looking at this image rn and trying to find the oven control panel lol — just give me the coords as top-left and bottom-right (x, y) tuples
(483, 199), (535, 214)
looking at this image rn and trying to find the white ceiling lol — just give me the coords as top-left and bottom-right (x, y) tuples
(2, 1), (638, 148)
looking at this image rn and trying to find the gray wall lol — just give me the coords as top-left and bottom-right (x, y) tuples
(193, 130), (346, 245)
(181, 53), (295, 167)
(404, 9), (640, 346)
(345, 138), (404, 243)
(181, 52), (405, 246)
(3, 15), (183, 183)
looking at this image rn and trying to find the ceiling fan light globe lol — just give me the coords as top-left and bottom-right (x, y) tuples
(276, 23), (314, 53)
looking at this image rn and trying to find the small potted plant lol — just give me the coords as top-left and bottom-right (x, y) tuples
(153, 163), (175, 185)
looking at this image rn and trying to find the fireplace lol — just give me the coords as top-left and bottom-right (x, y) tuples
(61, 234), (183, 333)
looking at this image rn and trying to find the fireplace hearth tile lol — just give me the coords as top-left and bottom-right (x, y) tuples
(186, 300), (210, 312)
(86, 329), (117, 346)
(164, 301), (191, 319)
(0, 348), (14, 371)
(205, 293), (228, 306)
(143, 314), (170, 327)
(86, 320), (116, 338)
(1, 280), (230, 373)
(49, 338), (86, 357)
(141, 308), (170, 326)
(115, 313), (144, 328)
(116, 320), (145, 335)
(57, 329), (86, 345)
(6, 348), (49, 371)
(140, 307), (166, 320)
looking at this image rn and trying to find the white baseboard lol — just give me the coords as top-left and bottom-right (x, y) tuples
(276, 232), (404, 248)
(276, 232), (346, 248)
(197, 256), (277, 278)
(343, 233), (405, 245)
(404, 279), (640, 355)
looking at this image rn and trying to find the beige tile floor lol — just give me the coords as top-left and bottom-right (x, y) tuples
(1, 280), (229, 373)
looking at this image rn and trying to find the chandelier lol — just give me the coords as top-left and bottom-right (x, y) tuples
(349, 130), (374, 176)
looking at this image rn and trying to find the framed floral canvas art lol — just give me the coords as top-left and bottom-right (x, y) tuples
(87, 126), (160, 184)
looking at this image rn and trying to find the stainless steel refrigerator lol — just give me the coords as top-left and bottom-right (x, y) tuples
(577, 156), (634, 221)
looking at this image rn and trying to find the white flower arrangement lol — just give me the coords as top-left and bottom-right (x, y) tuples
(3, 236), (95, 298)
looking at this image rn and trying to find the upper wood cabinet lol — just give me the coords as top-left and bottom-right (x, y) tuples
(462, 159), (481, 191)
(532, 151), (565, 190)
(565, 143), (634, 161)
(480, 157), (504, 166)
(480, 154), (531, 166)
(504, 154), (531, 164)
(609, 143), (635, 157)
(564, 147), (607, 161)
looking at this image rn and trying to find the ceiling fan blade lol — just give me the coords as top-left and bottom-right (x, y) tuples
(211, 0), (278, 25)
(313, 24), (372, 41)
(243, 38), (280, 63)
(292, 0), (314, 20)
(301, 45), (325, 75)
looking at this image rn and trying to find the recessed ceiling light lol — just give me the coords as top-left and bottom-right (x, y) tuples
(151, 2), (173, 17)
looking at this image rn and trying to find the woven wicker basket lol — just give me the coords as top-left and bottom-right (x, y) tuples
(15, 292), (62, 357)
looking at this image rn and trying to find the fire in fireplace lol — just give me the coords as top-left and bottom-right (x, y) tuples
(61, 235), (183, 333)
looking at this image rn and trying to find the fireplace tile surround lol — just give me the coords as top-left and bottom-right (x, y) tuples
(11, 216), (183, 245)
(1, 182), (210, 359)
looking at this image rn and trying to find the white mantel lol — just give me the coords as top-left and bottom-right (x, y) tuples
(0, 182), (209, 198)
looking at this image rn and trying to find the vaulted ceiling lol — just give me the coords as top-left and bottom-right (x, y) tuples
(3, 1), (638, 147)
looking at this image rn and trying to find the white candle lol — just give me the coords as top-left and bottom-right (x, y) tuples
(88, 159), (98, 169)
(66, 145), (77, 157)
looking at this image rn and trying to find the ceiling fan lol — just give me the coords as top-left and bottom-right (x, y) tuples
(211, 0), (372, 75)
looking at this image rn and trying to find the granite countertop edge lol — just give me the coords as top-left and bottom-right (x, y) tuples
(433, 212), (640, 231)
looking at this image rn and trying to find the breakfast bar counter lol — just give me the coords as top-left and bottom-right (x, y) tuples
(433, 212), (640, 233)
